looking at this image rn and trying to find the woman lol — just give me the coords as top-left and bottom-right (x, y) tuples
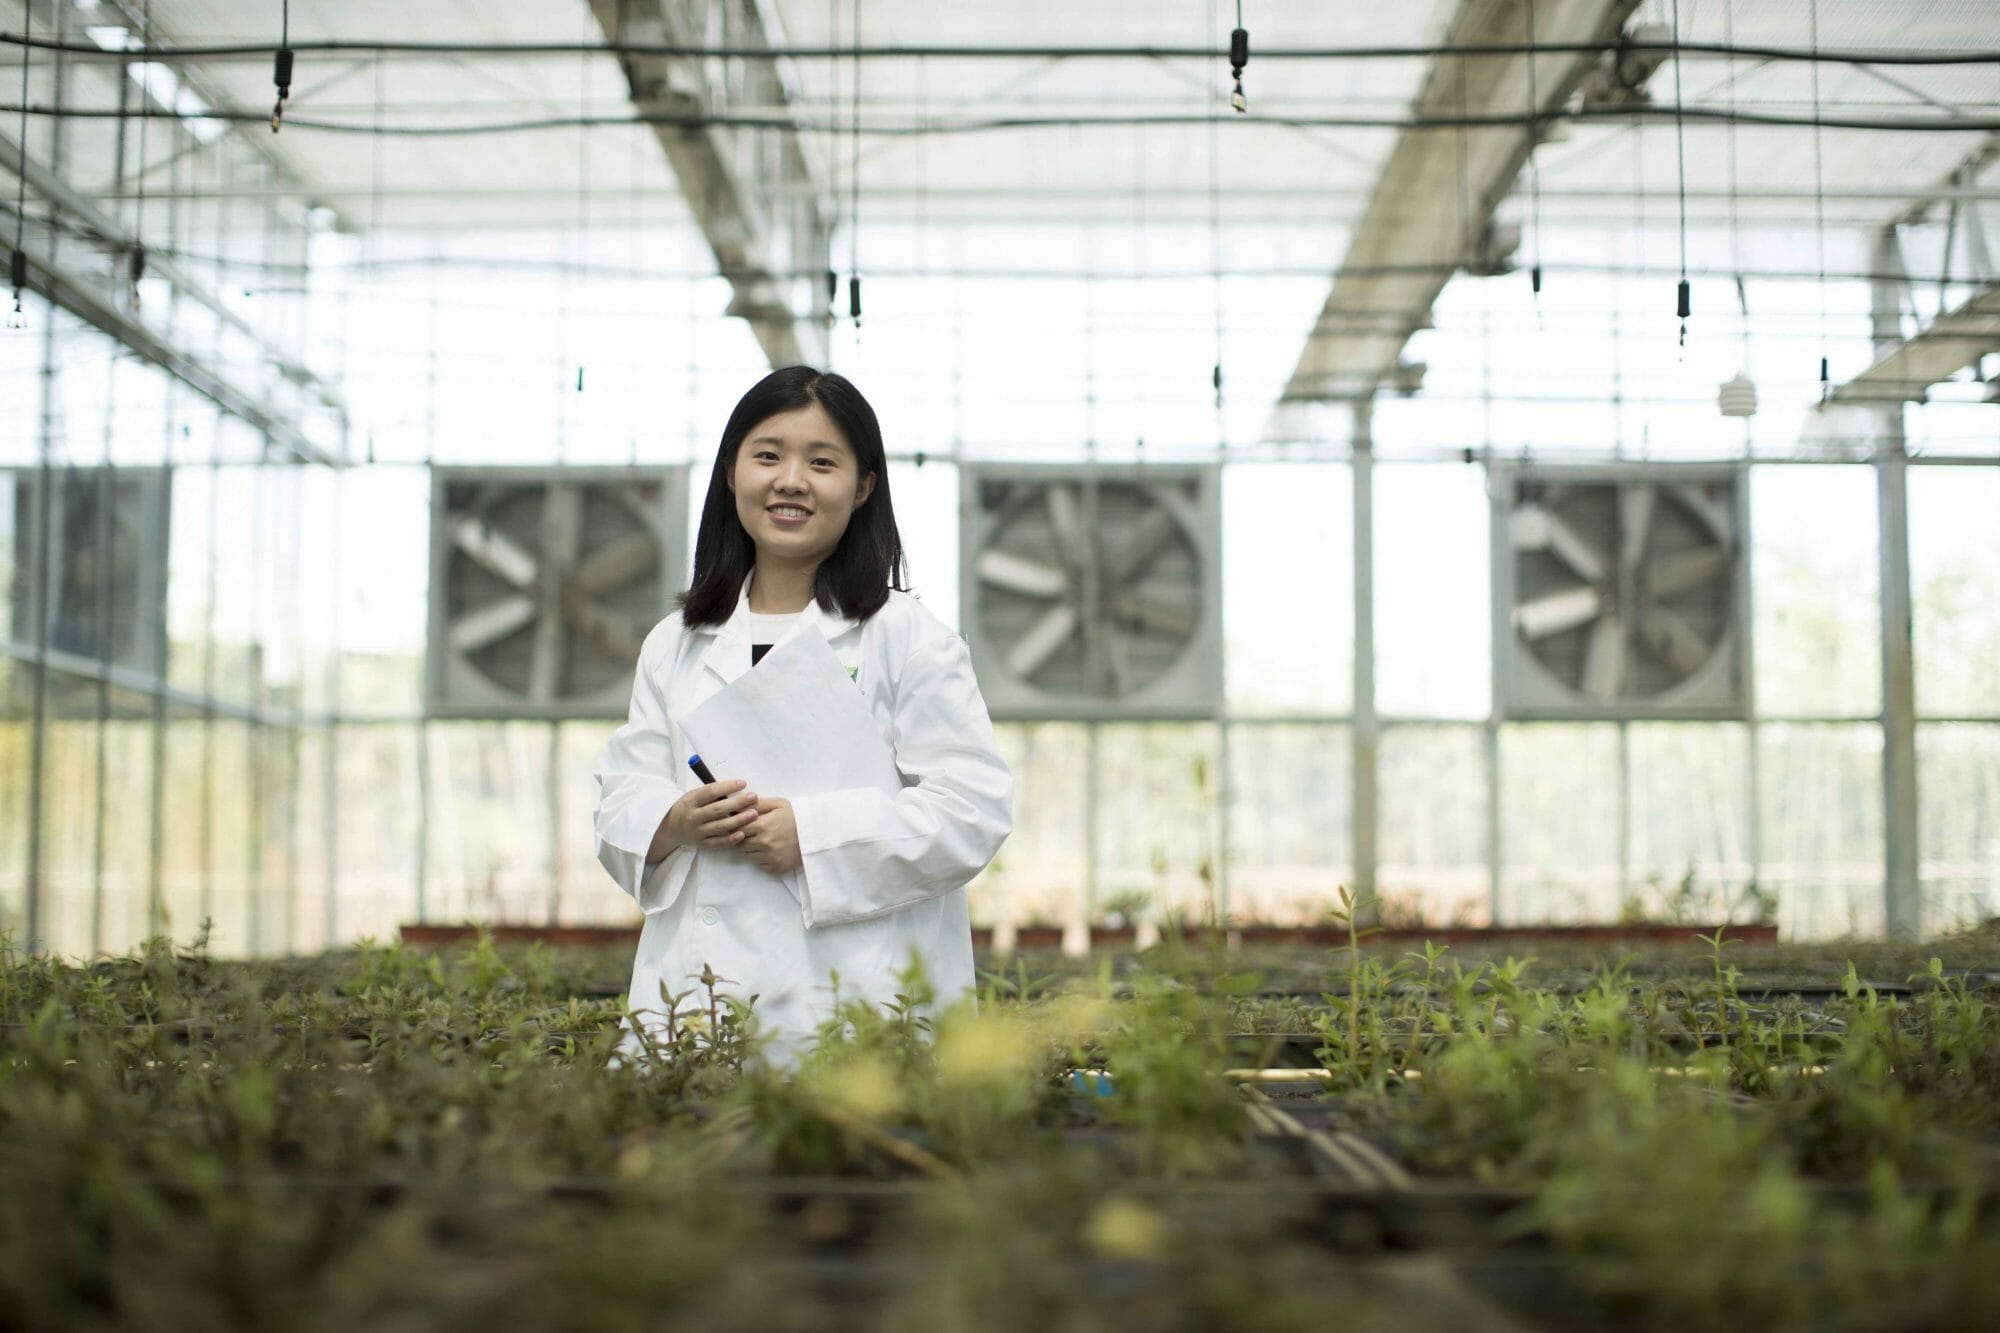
(591, 366), (1013, 1070)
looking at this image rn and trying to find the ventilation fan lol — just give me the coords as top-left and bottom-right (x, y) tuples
(427, 467), (686, 719)
(7, 466), (171, 713)
(960, 464), (1221, 721)
(1491, 463), (1748, 720)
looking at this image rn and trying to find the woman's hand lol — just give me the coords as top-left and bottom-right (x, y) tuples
(738, 796), (801, 876)
(653, 779), (761, 859)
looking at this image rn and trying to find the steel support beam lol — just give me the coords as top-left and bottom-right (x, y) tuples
(588, 0), (831, 369)
(1267, 0), (1641, 430)
(1868, 229), (1924, 939)
(1351, 400), (1379, 923)
(1834, 135), (2000, 405)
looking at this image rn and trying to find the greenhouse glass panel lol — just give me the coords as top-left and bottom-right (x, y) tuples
(1094, 723), (1221, 925)
(37, 716), (99, 958)
(1499, 722), (1620, 923)
(336, 467), (428, 716)
(560, 720), (633, 926)
(1375, 463), (1489, 719)
(1378, 723), (1489, 928)
(1224, 464), (1351, 717)
(1627, 723), (1757, 923)
(1759, 722), (1884, 940)
(1226, 722), (1351, 925)
(205, 719), (254, 958)
(335, 723), (422, 940)
(1752, 465), (1879, 718)
(98, 721), (157, 957)
(1910, 467), (2000, 718)
(1917, 723), (2000, 933)
(968, 722), (1087, 931)
(425, 721), (556, 925)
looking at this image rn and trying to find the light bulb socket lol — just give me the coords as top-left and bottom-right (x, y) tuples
(274, 47), (294, 98)
(848, 274), (862, 321)
(1677, 279), (1691, 320)
(1229, 28), (1249, 74)
(9, 248), (25, 294)
(1530, 264), (1543, 294)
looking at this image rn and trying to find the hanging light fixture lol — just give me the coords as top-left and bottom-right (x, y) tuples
(1228, 5), (1249, 114)
(1718, 274), (1758, 418)
(1717, 372), (1758, 417)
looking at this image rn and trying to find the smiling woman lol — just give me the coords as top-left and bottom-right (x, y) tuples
(589, 367), (1014, 1069)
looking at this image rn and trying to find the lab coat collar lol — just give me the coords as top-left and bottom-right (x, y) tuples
(697, 568), (861, 685)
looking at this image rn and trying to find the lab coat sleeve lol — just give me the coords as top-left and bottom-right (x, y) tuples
(592, 630), (700, 916)
(786, 630), (1013, 929)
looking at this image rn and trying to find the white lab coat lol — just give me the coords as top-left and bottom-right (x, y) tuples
(591, 570), (1013, 1069)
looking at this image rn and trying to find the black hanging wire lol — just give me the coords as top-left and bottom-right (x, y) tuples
(1228, 0), (1248, 114)
(824, 0), (837, 331)
(847, 0), (862, 330)
(1671, 0), (1690, 350)
(1206, 0), (1224, 422)
(1525, 0), (1543, 303)
(1808, 0), (1831, 398)
(10, 0), (30, 325)
(272, 0), (293, 132)
(129, 0), (151, 309)
(1725, 0), (1750, 375)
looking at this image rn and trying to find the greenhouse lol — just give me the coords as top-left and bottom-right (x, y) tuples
(3, 1), (1999, 1328)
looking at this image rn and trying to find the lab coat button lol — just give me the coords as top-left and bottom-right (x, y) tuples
(699, 906), (719, 926)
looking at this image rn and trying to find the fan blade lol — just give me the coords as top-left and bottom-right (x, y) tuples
(1045, 485), (1088, 568)
(1637, 603), (1714, 675)
(1619, 485), (1656, 571)
(1510, 504), (1553, 550)
(1538, 508), (1609, 584)
(1647, 546), (1730, 599)
(1580, 612), (1626, 697)
(1105, 505), (1179, 584)
(976, 548), (1068, 599)
(571, 532), (658, 595)
(449, 594), (537, 653)
(1514, 586), (1602, 639)
(565, 597), (645, 663)
(1116, 589), (1200, 637)
(1007, 603), (1079, 680)
(1097, 623), (1133, 697)
(529, 488), (584, 701)
(453, 517), (538, 589)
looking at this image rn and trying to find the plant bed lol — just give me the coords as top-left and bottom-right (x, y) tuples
(401, 921), (638, 949)
(971, 921), (1780, 951)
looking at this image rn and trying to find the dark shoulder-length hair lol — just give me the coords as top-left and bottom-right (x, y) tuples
(677, 366), (908, 628)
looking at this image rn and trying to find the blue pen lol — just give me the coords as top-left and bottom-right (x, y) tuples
(688, 754), (719, 784)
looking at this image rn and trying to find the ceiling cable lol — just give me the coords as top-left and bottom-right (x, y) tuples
(1672, 0), (1690, 351)
(1228, 0), (1248, 114)
(5, 33), (1997, 66)
(128, 0), (150, 309)
(271, 0), (291, 132)
(1809, 0), (1830, 398)
(847, 0), (861, 330)
(1525, 0), (1543, 304)
(7, 0), (26, 327)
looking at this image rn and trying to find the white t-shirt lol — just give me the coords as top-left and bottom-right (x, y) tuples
(746, 609), (801, 666)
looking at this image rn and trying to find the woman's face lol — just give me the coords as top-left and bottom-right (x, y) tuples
(727, 401), (877, 567)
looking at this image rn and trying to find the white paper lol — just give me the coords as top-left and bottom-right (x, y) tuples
(676, 624), (903, 802)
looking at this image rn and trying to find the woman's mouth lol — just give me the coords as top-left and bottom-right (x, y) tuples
(767, 504), (812, 526)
